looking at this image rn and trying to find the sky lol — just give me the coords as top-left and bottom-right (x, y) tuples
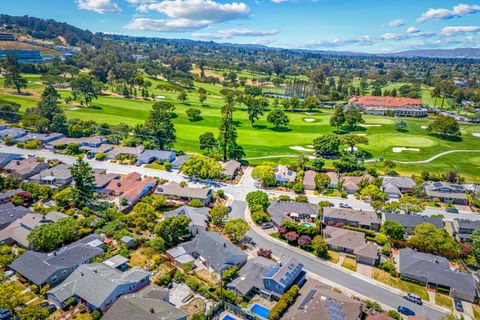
(2, 0), (480, 52)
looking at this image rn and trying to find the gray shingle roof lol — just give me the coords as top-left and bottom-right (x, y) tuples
(48, 263), (150, 309)
(227, 257), (276, 296)
(171, 155), (189, 169)
(164, 206), (209, 230)
(179, 231), (247, 272)
(0, 127), (28, 139)
(137, 149), (176, 164)
(15, 132), (64, 143)
(0, 152), (21, 168)
(399, 248), (476, 299)
(29, 163), (72, 183)
(323, 207), (380, 226)
(11, 234), (104, 286)
(302, 170), (316, 190)
(454, 218), (480, 230)
(384, 212), (444, 230)
(0, 202), (30, 229)
(382, 176), (416, 189)
(156, 182), (212, 201)
(423, 181), (467, 200)
(221, 160), (241, 178)
(267, 200), (318, 226)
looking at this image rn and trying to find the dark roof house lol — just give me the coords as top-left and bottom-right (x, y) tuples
(0, 152), (21, 168)
(302, 170), (316, 191)
(423, 181), (467, 205)
(0, 202), (30, 230)
(164, 206), (209, 235)
(384, 212), (444, 235)
(137, 149), (176, 164)
(156, 182), (212, 205)
(267, 200), (318, 227)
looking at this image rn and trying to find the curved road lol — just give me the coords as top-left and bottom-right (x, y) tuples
(0, 146), (452, 319)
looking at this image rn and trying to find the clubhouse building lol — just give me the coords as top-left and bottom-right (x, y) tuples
(348, 96), (427, 117)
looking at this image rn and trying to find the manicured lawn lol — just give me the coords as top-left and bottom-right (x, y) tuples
(2, 74), (480, 180)
(435, 293), (453, 309)
(328, 250), (340, 264)
(341, 256), (357, 271)
(473, 304), (480, 320)
(372, 269), (429, 301)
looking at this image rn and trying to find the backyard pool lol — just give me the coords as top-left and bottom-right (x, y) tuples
(222, 315), (236, 320)
(301, 222), (314, 228)
(250, 304), (270, 319)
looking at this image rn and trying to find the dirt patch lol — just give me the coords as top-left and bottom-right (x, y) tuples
(290, 146), (315, 152)
(392, 147), (420, 153)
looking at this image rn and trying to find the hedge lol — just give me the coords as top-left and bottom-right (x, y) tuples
(269, 285), (300, 320)
(343, 225), (376, 237)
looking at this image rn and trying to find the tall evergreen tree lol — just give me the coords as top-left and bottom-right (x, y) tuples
(217, 103), (243, 160)
(70, 158), (96, 208)
(145, 102), (176, 149)
(330, 105), (346, 132)
(1, 55), (26, 94)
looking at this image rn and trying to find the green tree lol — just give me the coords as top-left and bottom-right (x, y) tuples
(398, 196), (425, 214)
(342, 135), (368, 153)
(302, 96), (319, 110)
(312, 158), (325, 171)
(251, 164), (276, 187)
(246, 96), (268, 126)
(149, 237), (165, 253)
(471, 229), (480, 264)
(360, 185), (386, 201)
(155, 215), (190, 247)
(222, 266), (239, 283)
(224, 218), (249, 242)
(330, 105), (346, 132)
(408, 223), (459, 256)
(427, 115), (461, 138)
(344, 109), (365, 129)
(1, 54), (26, 94)
(217, 103), (243, 161)
(267, 108), (289, 128)
(394, 120), (408, 132)
(311, 235), (329, 258)
(314, 173), (330, 191)
(70, 158), (96, 208)
(145, 102), (176, 150)
(16, 305), (49, 320)
(199, 132), (216, 153)
(210, 204), (229, 226)
(246, 190), (270, 210)
(186, 108), (202, 121)
(71, 73), (98, 107)
(198, 87), (207, 105)
(181, 154), (222, 179)
(313, 134), (340, 155)
(0, 281), (22, 313)
(177, 89), (188, 104)
(381, 220), (405, 240)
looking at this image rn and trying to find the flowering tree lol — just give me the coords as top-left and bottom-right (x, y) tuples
(285, 231), (299, 243)
(298, 235), (312, 248)
(257, 248), (273, 259)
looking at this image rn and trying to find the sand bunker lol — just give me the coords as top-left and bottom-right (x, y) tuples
(356, 133), (367, 136)
(473, 132), (480, 137)
(66, 107), (80, 111)
(421, 125), (428, 129)
(393, 147), (420, 153)
(303, 118), (315, 122)
(344, 147), (358, 152)
(290, 146), (315, 152)
(155, 95), (166, 100)
(305, 112), (314, 115)
(361, 124), (381, 127)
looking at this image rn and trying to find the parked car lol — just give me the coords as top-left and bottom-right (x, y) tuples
(454, 298), (464, 312)
(261, 222), (273, 229)
(135, 161), (142, 167)
(397, 306), (415, 316)
(446, 207), (459, 213)
(403, 293), (422, 305)
(227, 206), (232, 213)
(339, 203), (351, 209)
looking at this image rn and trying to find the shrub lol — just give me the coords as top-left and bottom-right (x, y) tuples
(269, 285), (300, 320)
(188, 199), (204, 207)
(374, 233), (389, 245)
(63, 297), (78, 309)
(298, 235), (312, 248)
(292, 182), (304, 194)
(381, 243), (391, 257)
(295, 195), (308, 203)
(252, 210), (271, 224)
(95, 152), (107, 160)
(387, 310), (401, 320)
(379, 259), (396, 276)
(24, 139), (41, 149)
(164, 161), (172, 170)
(257, 248), (272, 259)
(343, 225), (376, 237)
(246, 191), (269, 210)
(285, 231), (299, 243)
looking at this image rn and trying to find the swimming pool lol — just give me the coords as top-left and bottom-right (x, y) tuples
(250, 304), (270, 319)
(301, 222), (314, 227)
(222, 315), (236, 320)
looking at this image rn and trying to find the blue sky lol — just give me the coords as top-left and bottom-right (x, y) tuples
(2, 0), (480, 52)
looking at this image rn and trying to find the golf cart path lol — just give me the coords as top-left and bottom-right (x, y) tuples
(394, 149), (480, 164)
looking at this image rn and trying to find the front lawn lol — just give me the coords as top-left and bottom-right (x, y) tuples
(372, 269), (429, 301)
(435, 293), (453, 309)
(328, 250), (339, 264)
(341, 257), (357, 271)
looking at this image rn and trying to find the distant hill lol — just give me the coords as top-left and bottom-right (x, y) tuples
(0, 14), (102, 46)
(384, 48), (480, 59)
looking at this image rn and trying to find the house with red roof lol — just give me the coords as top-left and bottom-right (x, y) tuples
(348, 96), (427, 117)
(104, 172), (157, 207)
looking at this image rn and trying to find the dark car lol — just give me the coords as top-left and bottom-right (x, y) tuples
(261, 222), (273, 229)
(403, 293), (422, 305)
(446, 207), (459, 213)
(227, 206), (232, 213)
(397, 306), (415, 316)
(38, 302), (49, 308)
(454, 299), (464, 312)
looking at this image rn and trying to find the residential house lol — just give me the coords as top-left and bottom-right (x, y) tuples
(11, 234), (105, 287)
(0, 127), (28, 140)
(93, 169), (120, 191)
(464, 183), (480, 196)
(220, 160), (241, 179)
(384, 212), (444, 235)
(267, 200), (318, 227)
(106, 146), (143, 160)
(323, 207), (380, 231)
(120, 236), (136, 249)
(137, 149), (176, 164)
(101, 284), (187, 320)
(423, 181), (468, 205)
(227, 257), (276, 298)
(323, 226), (379, 265)
(78, 136), (106, 148)
(81, 144), (114, 157)
(104, 172), (157, 206)
(45, 137), (82, 150)
(302, 170), (316, 191)
(29, 163), (72, 187)
(164, 206), (209, 235)
(167, 231), (247, 274)
(325, 172), (339, 189)
(15, 132), (64, 144)
(283, 279), (363, 320)
(0, 152), (21, 168)
(274, 165), (297, 185)
(382, 176), (416, 198)
(262, 257), (306, 298)
(0, 202), (30, 230)
(171, 155), (189, 170)
(0, 188), (24, 204)
(0, 212), (67, 247)
(47, 263), (150, 312)
(156, 182), (213, 205)
(399, 248), (477, 302)
(341, 175), (373, 194)
(452, 219), (480, 242)
(4, 157), (49, 180)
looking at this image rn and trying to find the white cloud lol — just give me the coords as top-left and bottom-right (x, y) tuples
(271, 0), (288, 3)
(406, 26), (420, 33)
(417, 4), (480, 23)
(388, 19), (405, 27)
(129, 0), (249, 32)
(126, 0), (156, 3)
(252, 38), (275, 45)
(440, 25), (480, 36)
(192, 28), (279, 39)
(302, 36), (374, 48)
(124, 18), (209, 32)
(381, 31), (433, 41)
(76, 0), (121, 13)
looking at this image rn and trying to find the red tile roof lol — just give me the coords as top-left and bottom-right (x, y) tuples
(106, 172), (156, 202)
(348, 96), (422, 107)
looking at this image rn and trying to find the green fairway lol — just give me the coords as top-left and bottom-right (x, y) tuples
(1, 74), (480, 181)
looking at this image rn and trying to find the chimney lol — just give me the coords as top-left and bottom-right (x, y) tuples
(149, 308), (155, 314)
(223, 243), (226, 248)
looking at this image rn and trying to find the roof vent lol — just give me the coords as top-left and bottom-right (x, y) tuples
(149, 308), (155, 314)
(223, 243), (227, 248)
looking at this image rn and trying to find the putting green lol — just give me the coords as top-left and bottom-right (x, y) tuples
(383, 136), (436, 147)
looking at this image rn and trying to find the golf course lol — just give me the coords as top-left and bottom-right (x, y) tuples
(1, 73), (480, 181)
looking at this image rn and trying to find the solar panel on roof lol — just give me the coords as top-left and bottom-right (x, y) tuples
(299, 289), (317, 310)
(325, 299), (345, 320)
